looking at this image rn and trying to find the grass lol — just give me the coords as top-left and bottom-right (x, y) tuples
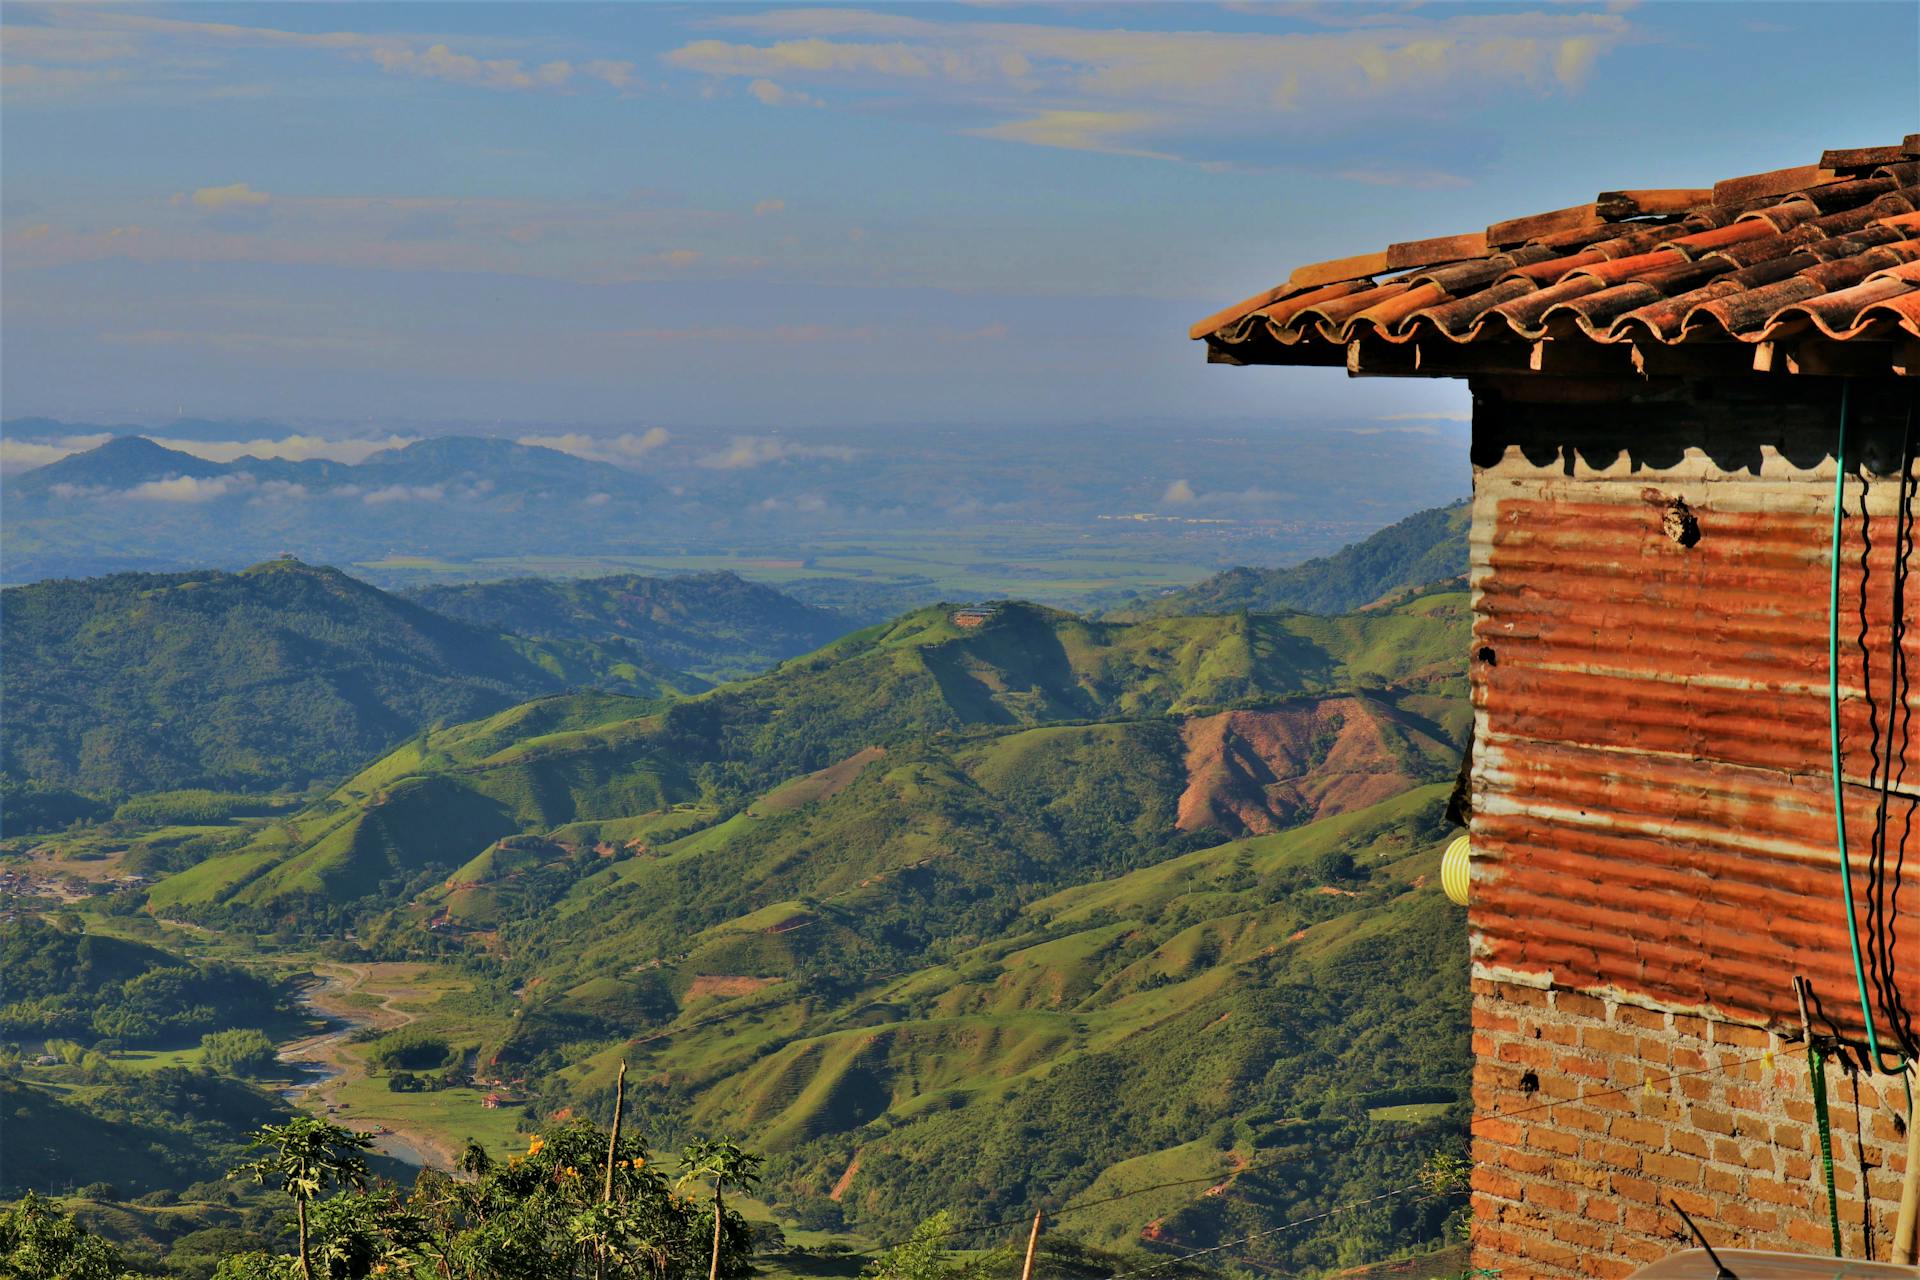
(324, 1075), (530, 1159)
(1367, 1102), (1452, 1122)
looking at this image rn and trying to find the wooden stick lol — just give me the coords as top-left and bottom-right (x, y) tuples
(1019, 1209), (1043, 1280)
(604, 1060), (627, 1203)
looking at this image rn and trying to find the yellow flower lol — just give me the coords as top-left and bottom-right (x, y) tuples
(527, 1136), (545, 1156)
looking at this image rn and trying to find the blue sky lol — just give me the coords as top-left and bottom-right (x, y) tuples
(3, 1), (1915, 430)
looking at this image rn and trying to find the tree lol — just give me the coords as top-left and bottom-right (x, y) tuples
(677, 1138), (762, 1280)
(0, 1192), (131, 1280)
(203, 1028), (280, 1077)
(229, 1116), (375, 1280)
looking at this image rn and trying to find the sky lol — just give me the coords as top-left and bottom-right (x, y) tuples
(2, 1), (1915, 432)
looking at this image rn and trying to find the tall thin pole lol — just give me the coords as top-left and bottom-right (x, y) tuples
(604, 1060), (627, 1203)
(1019, 1210), (1044, 1280)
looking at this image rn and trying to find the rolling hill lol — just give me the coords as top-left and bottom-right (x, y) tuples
(403, 572), (854, 682)
(142, 588), (1475, 1271)
(1128, 502), (1470, 618)
(0, 559), (702, 799)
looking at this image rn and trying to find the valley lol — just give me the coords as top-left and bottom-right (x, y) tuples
(1, 505), (1478, 1278)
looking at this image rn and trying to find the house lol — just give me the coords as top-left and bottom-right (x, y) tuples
(1193, 140), (1920, 1275)
(951, 605), (1000, 628)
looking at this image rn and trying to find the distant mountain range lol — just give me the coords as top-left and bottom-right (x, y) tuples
(3, 435), (669, 583)
(0, 561), (853, 800)
(1126, 501), (1470, 618)
(1, 420), (1472, 609)
(405, 572), (852, 682)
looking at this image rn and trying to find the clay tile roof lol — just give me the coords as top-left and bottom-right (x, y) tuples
(1192, 141), (1920, 379)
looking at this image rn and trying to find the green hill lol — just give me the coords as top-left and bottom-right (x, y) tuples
(1129, 502), (1469, 618)
(139, 589), (1474, 1271)
(0, 559), (703, 801)
(402, 571), (855, 682)
(151, 595), (1469, 913)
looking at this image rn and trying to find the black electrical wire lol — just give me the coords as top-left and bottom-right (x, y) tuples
(1865, 400), (1917, 1056)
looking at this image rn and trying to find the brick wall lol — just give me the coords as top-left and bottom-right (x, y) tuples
(1469, 976), (1913, 1276)
(1462, 378), (1918, 1272)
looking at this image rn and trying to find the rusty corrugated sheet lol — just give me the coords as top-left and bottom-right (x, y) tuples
(1467, 404), (1919, 1046)
(1191, 140), (1920, 376)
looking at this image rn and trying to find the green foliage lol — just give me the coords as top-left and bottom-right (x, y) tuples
(404, 572), (853, 683)
(208, 1118), (760, 1280)
(0, 561), (694, 797)
(1135, 502), (1469, 618)
(0, 776), (113, 835)
(201, 1029), (280, 1078)
(0, 1193), (133, 1280)
(0, 917), (283, 1045)
(114, 790), (299, 827)
(0, 1070), (289, 1198)
(861, 1212), (999, 1280)
(363, 1028), (458, 1073)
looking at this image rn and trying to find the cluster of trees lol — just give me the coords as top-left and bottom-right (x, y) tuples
(3, 1114), (767, 1280)
(0, 919), (282, 1046)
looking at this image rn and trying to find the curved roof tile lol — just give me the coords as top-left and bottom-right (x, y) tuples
(1192, 140), (1920, 377)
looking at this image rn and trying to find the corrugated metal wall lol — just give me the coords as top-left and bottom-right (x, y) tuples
(1468, 379), (1919, 1047)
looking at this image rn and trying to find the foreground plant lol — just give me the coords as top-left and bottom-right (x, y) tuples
(213, 1116), (758, 1280)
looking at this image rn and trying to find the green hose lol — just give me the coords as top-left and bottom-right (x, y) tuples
(1827, 381), (1905, 1075)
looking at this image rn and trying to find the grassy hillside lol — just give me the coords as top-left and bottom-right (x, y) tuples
(404, 571), (855, 682)
(1, 559), (702, 800)
(1129, 503), (1469, 618)
(132, 588), (1474, 1271)
(152, 595), (1468, 914)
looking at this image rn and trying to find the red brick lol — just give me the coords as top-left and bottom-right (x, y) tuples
(1533, 1125), (1582, 1153)
(1711, 1022), (1769, 1049)
(1641, 1151), (1701, 1185)
(1668, 1128), (1710, 1159)
(1526, 1180), (1582, 1214)
(1582, 1026), (1637, 1056)
(1671, 1013), (1708, 1041)
(1691, 1105), (1736, 1136)
(1614, 1004), (1667, 1032)
(1472, 1166), (1525, 1201)
(1610, 1116), (1666, 1147)
(1555, 991), (1608, 1019)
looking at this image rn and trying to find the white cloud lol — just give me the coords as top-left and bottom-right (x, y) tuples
(583, 491), (613, 506)
(362, 483), (442, 505)
(667, 8), (1633, 161)
(154, 433), (419, 465)
(1161, 478), (1196, 504)
(362, 483), (445, 505)
(126, 473), (253, 502)
(8, 10), (640, 102)
(187, 182), (270, 212)
(747, 78), (822, 107)
(0, 433), (114, 474)
(753, 198), (786, 216)
(517, 427), (670, 466)
(698, 435), (862, 470)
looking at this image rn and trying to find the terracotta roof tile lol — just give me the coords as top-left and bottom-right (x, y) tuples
(1193, 141), (1920, 376)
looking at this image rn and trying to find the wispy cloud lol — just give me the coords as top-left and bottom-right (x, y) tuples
(0, 433), (113, 474)
(125, 473), (252, 502)
(3, 10), (641, 103)
(517, 428), (670, 466)
(697, 435), (862, 469)
(183, 182), (271, 212)
(666, 7), (1632, 163)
